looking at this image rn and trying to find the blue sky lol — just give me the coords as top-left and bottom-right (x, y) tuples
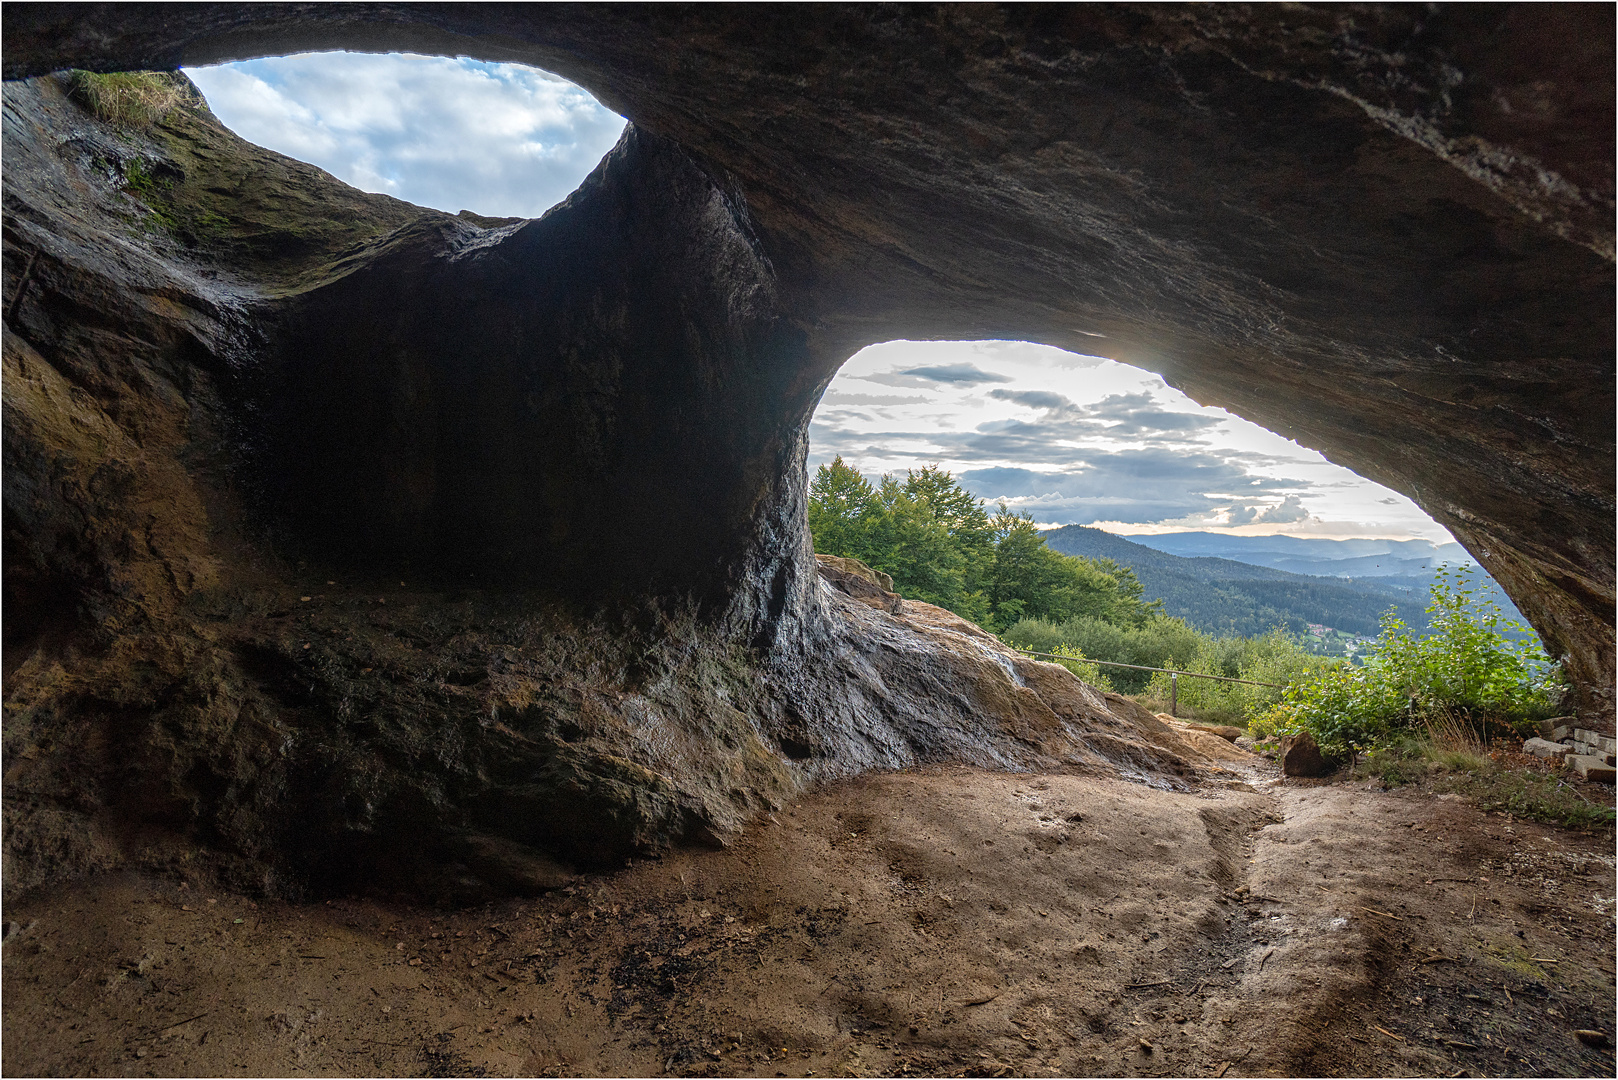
(185, 52), (1452, 542)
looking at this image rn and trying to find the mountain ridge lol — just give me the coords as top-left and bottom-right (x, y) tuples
(1042, 524), (1428, 639)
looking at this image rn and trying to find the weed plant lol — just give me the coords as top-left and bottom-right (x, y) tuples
(1355, 739), (1614, 831)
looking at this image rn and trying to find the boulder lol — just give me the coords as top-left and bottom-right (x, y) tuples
(1280, 732), (1335, 778)
(1188, 724), (1245, 743)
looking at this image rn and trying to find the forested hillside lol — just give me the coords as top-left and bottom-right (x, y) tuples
(1041, 525), (1429, 638)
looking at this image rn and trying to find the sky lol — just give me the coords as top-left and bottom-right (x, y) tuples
(185, 52), (1453, 543)
(185, 51), (627, 218)
(813, 341), (1452, 541)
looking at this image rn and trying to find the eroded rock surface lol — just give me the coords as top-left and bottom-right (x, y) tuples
(2, 72), (1213, 899)
(2, 4), (1614, 899)
(4, 4), (1613, 721)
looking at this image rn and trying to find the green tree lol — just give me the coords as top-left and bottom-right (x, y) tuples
(807, 459), (1160, 633)
(807, 457), (882, 562)
(986, 510), (1159, 631)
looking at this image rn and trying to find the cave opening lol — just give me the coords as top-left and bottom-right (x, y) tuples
(182, 50), (627, 221)
(2, 9), (1613, 1073)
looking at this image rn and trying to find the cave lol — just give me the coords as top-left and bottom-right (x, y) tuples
(3, 0), (1613, 896)
(3, 7), (1614, 1075)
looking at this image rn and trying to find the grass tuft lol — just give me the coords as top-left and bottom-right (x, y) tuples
(61, 70), (194, 128)
(1355, 737), (1615, 831)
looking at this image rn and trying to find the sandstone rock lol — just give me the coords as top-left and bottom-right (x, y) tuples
(0, 68), (1204, 898)
(1, 7), (1614, 898)
(3, 0), (1611, 731)
(814, 555), (901, 613)
(1280, 732), (1335, 778)
(457, 835), (576, 894)
(1234, 736), (1257, 752)
(1188, 724), (1245, 743)
(1567, 755), (1616, 784)
(1523, 737), (1575, 761)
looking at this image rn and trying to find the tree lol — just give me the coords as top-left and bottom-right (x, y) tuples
(806, 459), (1158, 633)
(807, 457), (881, 562)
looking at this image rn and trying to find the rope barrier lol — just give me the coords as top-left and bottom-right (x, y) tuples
(1012, 648), (1286, 689)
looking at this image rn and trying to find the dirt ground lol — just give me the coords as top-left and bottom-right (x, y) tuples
(4, 749), (1614, 1078)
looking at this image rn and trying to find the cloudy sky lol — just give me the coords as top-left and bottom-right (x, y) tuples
(186, 52), (1452, 543)
(813, 341), (1450, 540)
(186, 51), (627, 218)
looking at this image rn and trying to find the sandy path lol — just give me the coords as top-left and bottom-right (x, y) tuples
(4, 761), (1613, 1077)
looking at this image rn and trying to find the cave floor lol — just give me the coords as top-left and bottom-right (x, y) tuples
(4, 762), (1614, 1078)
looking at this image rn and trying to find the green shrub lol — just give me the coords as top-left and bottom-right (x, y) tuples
(1258, 567), (1562, 755)
(1001, 614), (1204, 693)
(62, 70), (193, 128)
(1141, 628), (1335, 722)
(1042, 644), (1112, 692)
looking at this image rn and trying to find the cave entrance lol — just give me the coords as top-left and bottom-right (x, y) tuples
(807, 338), (1531, 661)
(183, 51), (627, 220)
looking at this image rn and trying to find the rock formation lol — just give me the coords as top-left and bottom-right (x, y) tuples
(2, 5), (1612, 897)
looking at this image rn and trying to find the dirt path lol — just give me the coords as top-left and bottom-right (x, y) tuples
(5, 758), (1614, 1077)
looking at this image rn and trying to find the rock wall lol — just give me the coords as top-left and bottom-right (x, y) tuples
(2, 4), (1614, 898)
(5, 3), (1611, 720)
(2, 74), (1202, 901)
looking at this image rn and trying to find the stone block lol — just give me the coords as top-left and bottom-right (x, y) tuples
(1567, 755), (1616, 783)
(1574, 729), (1617, 755)
(1547, 724), (1574, 743)
(1522, 737), (1573, 761)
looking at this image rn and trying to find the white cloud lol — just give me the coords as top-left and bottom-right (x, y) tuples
(185, 52), (627, 218)
(811, 339), (1456, 543)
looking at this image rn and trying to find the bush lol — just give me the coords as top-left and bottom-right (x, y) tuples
(1041, 644), (1112, 692)
(61, 70), (193, 128)
(1141, 628), (1335, 723)
(1257, 567), (1562, 755)
(1001, 614), (1204, 693)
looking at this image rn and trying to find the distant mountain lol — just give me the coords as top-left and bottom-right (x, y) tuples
(1043, 525), (1431, 639)
(1123, 531), (1477, 578)
(1044, 525), (1534, 641)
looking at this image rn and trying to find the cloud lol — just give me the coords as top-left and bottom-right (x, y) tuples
(949, 450), (1311, 525)
(185, 52), (627, 218)
(862, 363), (1013, 387)
(1257, 494), (1310, 523)
(987, 389), (1073, 411)
(821, 392), (930, 406)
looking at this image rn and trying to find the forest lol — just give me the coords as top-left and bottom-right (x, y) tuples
(807, 457), (1329, 697)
